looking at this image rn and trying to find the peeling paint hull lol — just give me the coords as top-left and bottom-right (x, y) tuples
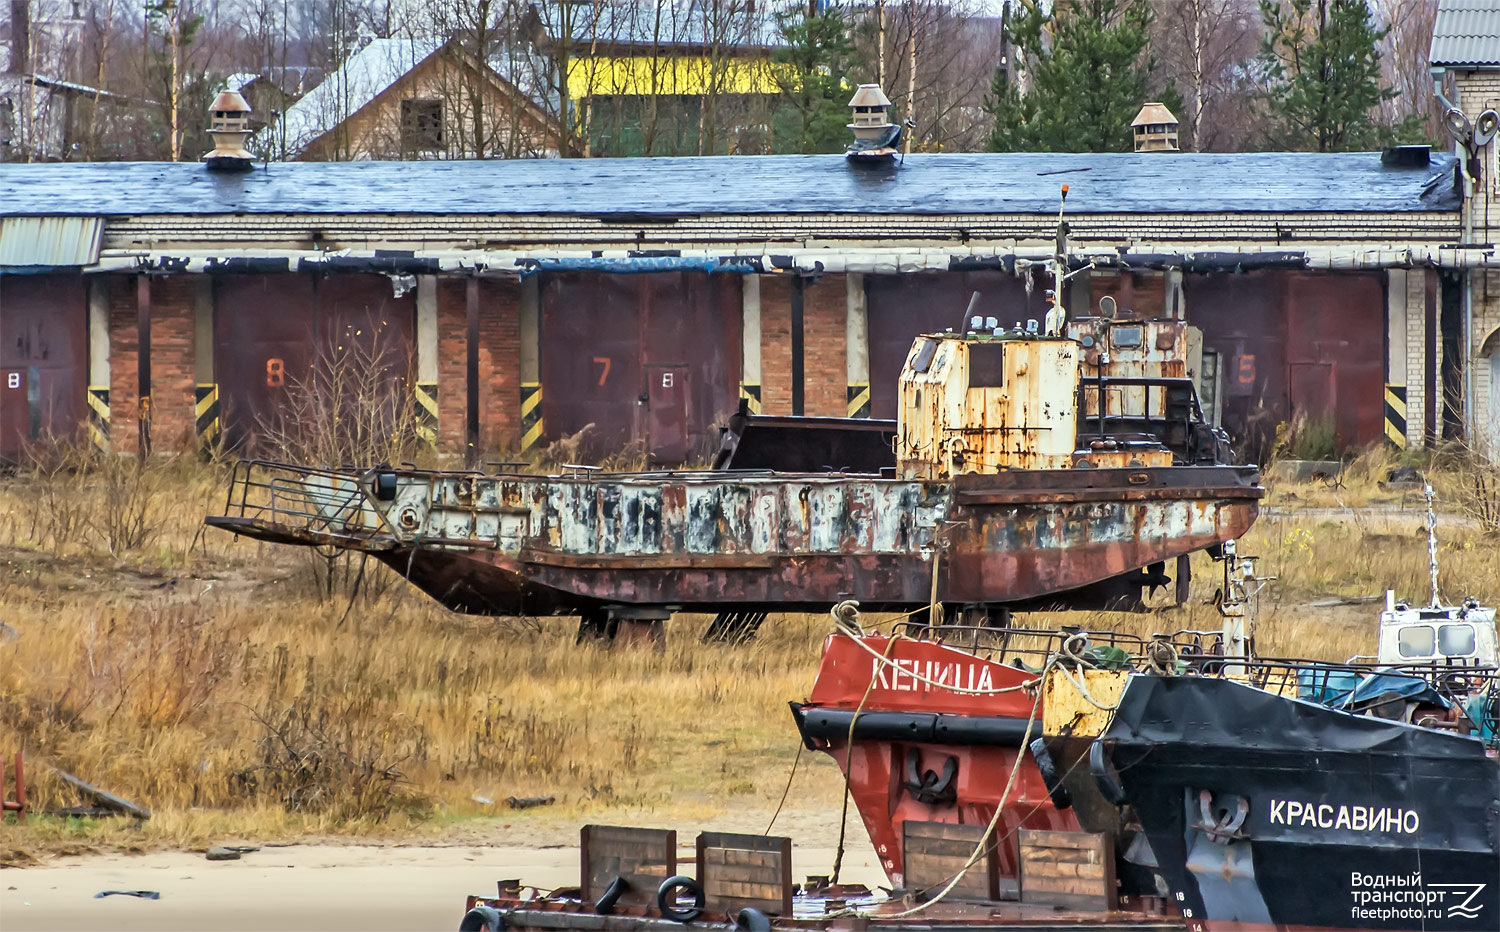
(208, 462), (1261, 616)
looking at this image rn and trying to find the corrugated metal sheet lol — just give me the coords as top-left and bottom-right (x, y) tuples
(0, 152), (1461, 218)
(1431, 0), (1500, 67)
(0, 217), (103, 267)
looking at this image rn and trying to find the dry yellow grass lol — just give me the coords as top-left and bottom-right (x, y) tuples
(1, 453), (1497, 862)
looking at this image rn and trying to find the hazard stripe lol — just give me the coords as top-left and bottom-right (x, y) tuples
(414, 381), (438, 447)
(520, 382), (543, 451)
(87, 385), (110, 453)
(739, 383), (761, 415)
(846, 383), (871, 419)
(1384, 384), (1407, 449)
(194, 383), (220, 451)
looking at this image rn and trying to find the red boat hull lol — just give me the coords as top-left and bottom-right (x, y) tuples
(793, 634), (1078, 891)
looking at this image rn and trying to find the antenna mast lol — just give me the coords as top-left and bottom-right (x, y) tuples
(1426, 483), (1442, 609)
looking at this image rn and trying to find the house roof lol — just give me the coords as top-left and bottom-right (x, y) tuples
(1431, 0), (1500, 67)
(266, 38), (445, 157)
(0, 151), (1460, 218)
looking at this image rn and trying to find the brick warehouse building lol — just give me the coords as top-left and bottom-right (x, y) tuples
(0, 146), (1487, 466)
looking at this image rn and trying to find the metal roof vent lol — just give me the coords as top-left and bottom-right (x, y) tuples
(1131, 102), (1179, 152)
(846, 84), (904, 164)
(204, 89), (254, 172)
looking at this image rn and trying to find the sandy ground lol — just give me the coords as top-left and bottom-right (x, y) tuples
(0, 811), (884, 931)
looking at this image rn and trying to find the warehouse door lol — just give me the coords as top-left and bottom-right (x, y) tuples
(1284, 272), (1385, 448)
(539, 271), (740, 465)
(0, 275), (87, 462)
(215, 273), (415, 455)
(865, 270), (1042, 420)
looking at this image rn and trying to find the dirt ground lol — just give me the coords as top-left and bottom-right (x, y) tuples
(1, 807), (881, 932)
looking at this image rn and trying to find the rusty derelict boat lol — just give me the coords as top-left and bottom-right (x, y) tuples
(206, 300), (1261, 638)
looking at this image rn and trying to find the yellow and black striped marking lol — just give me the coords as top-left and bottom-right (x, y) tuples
(1384, 383), (1407, 449)
(87, 385), (110, 453)
(846, 382), (871, 419)
(521, 381), (543, 451)
(414, 381), (439, 448)
(739, 383), (762, 415)
(194, 383), (220, 452)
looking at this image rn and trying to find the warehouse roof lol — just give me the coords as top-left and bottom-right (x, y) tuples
(0, 151), (1459, 218)
(1432, 0), (1500, 67)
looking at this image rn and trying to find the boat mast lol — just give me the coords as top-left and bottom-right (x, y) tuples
(1426, 483), (1442, 609)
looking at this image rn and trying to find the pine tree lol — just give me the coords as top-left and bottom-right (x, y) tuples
(1258, 0), (1394, 152)
(985, 0), (1157, 153)
(771, 6), (857, 154)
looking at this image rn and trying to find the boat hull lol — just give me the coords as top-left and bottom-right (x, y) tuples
(1100, 676), (1500, 931)
(208, 464), (1261, 616)
(792, 635), (1076, 893)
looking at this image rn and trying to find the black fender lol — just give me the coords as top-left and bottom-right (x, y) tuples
(657, 875), (704, 923)
(736, 907), (772, 931)
(594, 875), (627, 915)
(458, 905), (505, 932)
(1090, 740), (1127, 806)
(1028, 737), (1072, 811)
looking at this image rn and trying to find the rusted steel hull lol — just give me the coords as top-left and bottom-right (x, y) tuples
(793, 635), (1075, 893)
(207, 462), (1260, 616)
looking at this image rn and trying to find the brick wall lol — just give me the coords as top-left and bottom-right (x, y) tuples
(151, 277), (196, 452)
(803, 274), (847, 417)
(107, 276), (139, 454)
(105, 274), (195, 453)
(756, 274), (847, 417)
(1457, 71), (1500, 450)
(760, 275), (793, 415)
(436, 278), (522, 455)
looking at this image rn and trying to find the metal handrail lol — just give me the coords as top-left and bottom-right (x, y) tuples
(216, 459), (391, 538)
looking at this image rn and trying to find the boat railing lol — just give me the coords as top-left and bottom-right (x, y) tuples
(1180, 655), (1500, 704)
(888, 622), (1170, 667)
(219, 459), (390, 540)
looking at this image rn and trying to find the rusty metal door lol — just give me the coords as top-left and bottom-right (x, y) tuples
(1183, 272), (1287, 462)
(214, 274), (316, 450)
(865, 271), (1043, 420)
(1283, 272), (1384, 448)
(540, 271), (740, 463)
(0, 274), (87, 460)
(646, 364), (690, 464)
(215, 273), (415, 452)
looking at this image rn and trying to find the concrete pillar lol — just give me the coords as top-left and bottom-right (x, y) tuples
(1385, 270), (1410, 449)
(86, 277), (110, 452)
(192, 277), (218, 452)
(740, 274), (762, 413)
(520, 276), (542, 452)
(415, 274), (439, 448)
(845, 272), (870, 417)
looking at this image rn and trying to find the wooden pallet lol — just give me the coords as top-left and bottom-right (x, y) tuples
(579, 824), (676, 908)
(901, 820), (1005, 901)
(1018, 829), (1115, 912)
(696, 831), (793, 916)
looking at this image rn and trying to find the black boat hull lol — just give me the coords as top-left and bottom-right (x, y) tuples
(1100, 676), (1500, 931)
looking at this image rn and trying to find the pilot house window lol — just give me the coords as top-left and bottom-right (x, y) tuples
(401, 98), (444, 151)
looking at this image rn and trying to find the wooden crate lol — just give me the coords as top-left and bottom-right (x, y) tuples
(696, 832), (793, 916)
(579, 824), (677, 908)
(1018, 829), (1115, 911)
(901, 821), (1004, 902)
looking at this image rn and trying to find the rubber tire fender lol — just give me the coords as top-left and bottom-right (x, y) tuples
(657, 875), (705, 923)
(1028, 737), (1072, 810)
(1089, 740), (1127, 806)
(594, 875), (628, 915)
(736, 907), (772, 930)
(458, 905), (505, 931)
